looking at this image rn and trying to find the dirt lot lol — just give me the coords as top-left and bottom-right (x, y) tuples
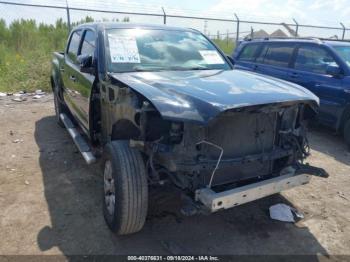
(0, 94), (349, 256)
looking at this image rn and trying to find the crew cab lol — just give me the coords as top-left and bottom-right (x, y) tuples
(51, 23), (327, 235)
(232, 38), (350, 148)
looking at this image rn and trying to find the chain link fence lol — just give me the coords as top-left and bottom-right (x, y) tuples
(1, 0), (350, 92)
(1, 0), (350, 54)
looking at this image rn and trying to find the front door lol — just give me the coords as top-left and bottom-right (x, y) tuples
(234, 43), (262, 72)
(288, 44), (345, 128)
(63, 29), (96, 133)
(73, 29), (96, 132)
(254, 42), (296, 82)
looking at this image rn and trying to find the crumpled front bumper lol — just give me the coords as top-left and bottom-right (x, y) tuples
(195, 165), (328, 212)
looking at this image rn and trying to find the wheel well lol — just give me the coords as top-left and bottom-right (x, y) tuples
(111, 119), (140, 141)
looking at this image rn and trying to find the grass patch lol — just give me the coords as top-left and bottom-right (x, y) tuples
(0, 18), (236, 93)
(0, 49), (52, 92)
(0, 18), (86, 93)
(212, 38), (235, 55)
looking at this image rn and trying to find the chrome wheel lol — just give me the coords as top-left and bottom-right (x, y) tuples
(104, 160), (115, 215)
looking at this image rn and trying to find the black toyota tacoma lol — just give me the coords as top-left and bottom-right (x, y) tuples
(51, 23), (327, 235)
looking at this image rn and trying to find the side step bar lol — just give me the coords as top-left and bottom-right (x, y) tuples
(60, 113), (96, 165)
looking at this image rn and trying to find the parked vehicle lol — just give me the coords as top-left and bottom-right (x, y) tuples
(232, 38), (350, 148)
(51, 23), (327, 235)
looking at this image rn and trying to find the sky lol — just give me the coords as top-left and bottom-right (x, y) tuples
(1, 0), (350, 39)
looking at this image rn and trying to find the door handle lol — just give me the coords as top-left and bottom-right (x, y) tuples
(69, 75), (76, 82)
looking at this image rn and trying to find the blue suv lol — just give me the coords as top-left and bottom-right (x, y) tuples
(232, 38), (350, 147)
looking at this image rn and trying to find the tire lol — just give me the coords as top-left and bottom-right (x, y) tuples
(53, 84), (65, 127)
(102, 140), (148, 235)
(344, 119), (350, 150)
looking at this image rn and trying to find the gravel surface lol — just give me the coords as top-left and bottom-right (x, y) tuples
(0, 94), (349, 256)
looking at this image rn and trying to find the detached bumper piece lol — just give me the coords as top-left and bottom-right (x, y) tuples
(195, 165), (328, 212)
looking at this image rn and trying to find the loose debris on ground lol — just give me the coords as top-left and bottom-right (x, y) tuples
(0, 90), (47, 102)
(269, 203), (304, 222)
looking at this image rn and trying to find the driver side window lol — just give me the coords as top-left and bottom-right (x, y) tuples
(67, 30), (82, 63)
(294, 45), (337, 74)
(80, 30), (96, 57)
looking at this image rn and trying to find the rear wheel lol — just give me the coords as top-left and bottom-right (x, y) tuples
(102, 141), (148, 235)
(53, 84), (65, 127)
(344, 119), (350, 149)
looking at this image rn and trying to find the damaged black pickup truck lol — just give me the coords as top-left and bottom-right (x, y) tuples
(51, 23), (328, 235)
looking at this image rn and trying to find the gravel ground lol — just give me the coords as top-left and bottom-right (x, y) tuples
(0, 94), (349, 257)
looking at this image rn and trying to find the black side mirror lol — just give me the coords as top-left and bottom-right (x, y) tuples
(326, 65), (342, 78)
(226, 55), (235, 65)
(77, 54), (94, 74)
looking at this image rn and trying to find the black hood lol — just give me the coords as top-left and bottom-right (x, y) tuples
(110, 69), (319, 124)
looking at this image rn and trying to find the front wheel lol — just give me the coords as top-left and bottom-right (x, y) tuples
(102, 141), (148, 235)
(344, 119), (350, 150)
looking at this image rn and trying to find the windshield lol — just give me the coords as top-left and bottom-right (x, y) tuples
(332, 45), (350, 66)
(105, 28), (231, 73)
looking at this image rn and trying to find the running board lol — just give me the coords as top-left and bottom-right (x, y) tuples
(59, 113), (96, 165)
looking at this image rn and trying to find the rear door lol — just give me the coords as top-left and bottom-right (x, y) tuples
(288, 44), (345, 128)
(253, 42), (296, 81)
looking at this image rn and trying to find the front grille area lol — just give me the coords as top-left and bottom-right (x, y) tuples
(205, 111), (277, 158)
(201, 111), (279, 186)
(175, 108), (301, 187)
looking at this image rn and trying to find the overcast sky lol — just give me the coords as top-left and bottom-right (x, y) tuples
(2, 0), (350, 38)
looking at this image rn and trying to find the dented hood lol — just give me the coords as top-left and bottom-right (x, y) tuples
(110, 69), (319, 124)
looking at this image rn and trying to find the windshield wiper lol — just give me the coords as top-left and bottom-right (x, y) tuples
(167, 66), (212, 71)
(114, 66), (161, 73)
(188, 67), (213, 71)
(111, 65), (215, 73)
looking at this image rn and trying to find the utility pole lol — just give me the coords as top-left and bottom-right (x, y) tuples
(66, 0), (71, 32)
(234, 13), (239, 45)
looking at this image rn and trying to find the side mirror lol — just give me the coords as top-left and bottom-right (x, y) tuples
(226, 55), (235, 65)
(326, 65), (342, 77)
(77, 54), (94, 74)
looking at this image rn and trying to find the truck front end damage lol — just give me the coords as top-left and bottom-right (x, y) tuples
(109, 70), (328, 213)
(132, 100), (327, 213)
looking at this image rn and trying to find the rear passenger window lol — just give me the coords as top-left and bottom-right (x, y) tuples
(67, 30), (82, 62)
(238, 44), (260, 61)
(294, 46), (337, 74)
(259, 43), (295, 67)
